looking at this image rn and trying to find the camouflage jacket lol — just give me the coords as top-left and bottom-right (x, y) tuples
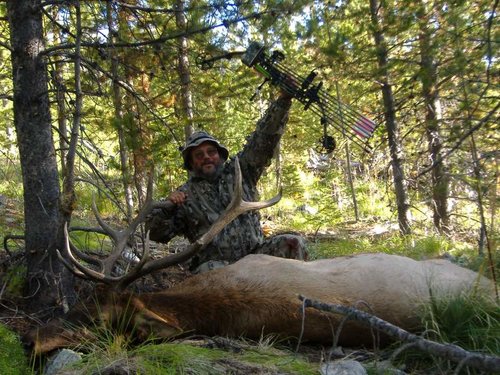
(146, 96), (292, 268)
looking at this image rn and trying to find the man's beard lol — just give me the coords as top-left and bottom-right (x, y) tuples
(193, 161), (224, 181)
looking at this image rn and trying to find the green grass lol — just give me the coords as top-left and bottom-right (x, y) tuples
(307, 233), (457, 260)
(134, 343), (226, 374)
(388, 294), (500, 374)
(422, 294), (499, 355)
(1, 264), (26, 297)
(42, 299), (318, 374)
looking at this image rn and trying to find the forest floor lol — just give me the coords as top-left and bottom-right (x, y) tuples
(0, 195), (497, 374)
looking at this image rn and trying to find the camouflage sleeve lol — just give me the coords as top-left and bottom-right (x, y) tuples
(145, 204), (182, 244)
(238, 95), (292, 186)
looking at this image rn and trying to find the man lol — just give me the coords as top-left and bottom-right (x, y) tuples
(146, 91), (306, 272)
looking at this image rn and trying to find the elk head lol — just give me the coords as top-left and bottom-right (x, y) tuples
(24, 157), (281, 354)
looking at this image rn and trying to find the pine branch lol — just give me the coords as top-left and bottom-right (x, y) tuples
(416, 102), (500, 178)
(40, 11), (268, 56)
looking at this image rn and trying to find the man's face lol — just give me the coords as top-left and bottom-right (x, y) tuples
(190, 142), (223, 178)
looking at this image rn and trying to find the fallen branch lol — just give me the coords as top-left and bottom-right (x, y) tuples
(299, 295), (500, 374)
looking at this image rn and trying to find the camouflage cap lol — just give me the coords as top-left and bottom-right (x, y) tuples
(181, 131), (229, 170)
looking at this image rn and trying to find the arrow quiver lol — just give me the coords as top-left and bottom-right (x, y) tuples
(242, 42), (377, 153)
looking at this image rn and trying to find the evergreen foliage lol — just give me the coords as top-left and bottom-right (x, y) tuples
(0, 2), (497, 373)
(1, 0), (496, 236)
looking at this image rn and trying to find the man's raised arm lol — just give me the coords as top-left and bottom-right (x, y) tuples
(238, 92), (293, 186)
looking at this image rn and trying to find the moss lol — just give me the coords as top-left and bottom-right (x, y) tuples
(135, 343), (223, 374)
(132, 342), (317, 374)
(240, 348), (318, 374)
(0, 324), (30, 375)
(3, 264), (26, 297)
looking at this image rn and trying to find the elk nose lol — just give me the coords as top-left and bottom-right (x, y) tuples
(21, 332), (35, 352)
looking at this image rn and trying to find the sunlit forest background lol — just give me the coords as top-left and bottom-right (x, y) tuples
(0, 0), (498, 270)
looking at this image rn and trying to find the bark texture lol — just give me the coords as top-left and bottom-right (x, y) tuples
(7, 0), (71, 310)
(369, 0), (412, 234)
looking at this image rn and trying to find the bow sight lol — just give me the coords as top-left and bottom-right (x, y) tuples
(200, 41), (378, 153)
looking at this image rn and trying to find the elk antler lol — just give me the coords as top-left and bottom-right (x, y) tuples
(59, 157), (281, 291)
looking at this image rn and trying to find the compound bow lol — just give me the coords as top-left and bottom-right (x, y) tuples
(200, 42), (378, 153)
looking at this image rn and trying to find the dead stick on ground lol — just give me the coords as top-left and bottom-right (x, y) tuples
(299, 295), (500, 374)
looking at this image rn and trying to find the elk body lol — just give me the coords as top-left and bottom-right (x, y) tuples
(23, 160), (496, 355)
(25, 253), (495, 355)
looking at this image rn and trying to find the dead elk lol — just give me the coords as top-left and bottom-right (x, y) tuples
(22, 164), (496, 355)
(24, 253), (495, 355)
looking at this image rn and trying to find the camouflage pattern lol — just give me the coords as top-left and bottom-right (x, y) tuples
(146, 96), (307, 270)
(255, 234), (307, 260)
(192, 260), (229, 274)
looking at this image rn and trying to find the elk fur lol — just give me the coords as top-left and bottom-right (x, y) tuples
(24, 253), (496, 355)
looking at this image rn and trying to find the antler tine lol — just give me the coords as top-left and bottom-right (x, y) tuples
(116, 157), (282, 286)
(91, 198), (119, 243)
(59, 220), (152, 286)
(68, 241), (103, 268)
(91, 194), (158, 276)
(59, 157), (280, 291)
(89, 198), (126, 275)
(59, 188), (161, 287)
(58, 223), (111, 283)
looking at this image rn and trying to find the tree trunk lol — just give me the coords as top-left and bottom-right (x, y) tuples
(51, 7), (68, 177)
(7, 0), (72, 310)
(337, 82), (359, 222)
(369, 0), (412, 234)
(175, 0), (195, 140)
(417, 1), (450, 234)
(60, 2), (81, 224)
(131, 113), (149, 206)
(118, 1), (149, 207)
(106, 0), (134, 220)
(450, 19), (488, 255)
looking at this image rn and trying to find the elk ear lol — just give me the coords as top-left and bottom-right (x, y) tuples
(133, 307), (183, 341)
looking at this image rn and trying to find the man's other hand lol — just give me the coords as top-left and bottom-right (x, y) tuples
(168, 191), (187, 205)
